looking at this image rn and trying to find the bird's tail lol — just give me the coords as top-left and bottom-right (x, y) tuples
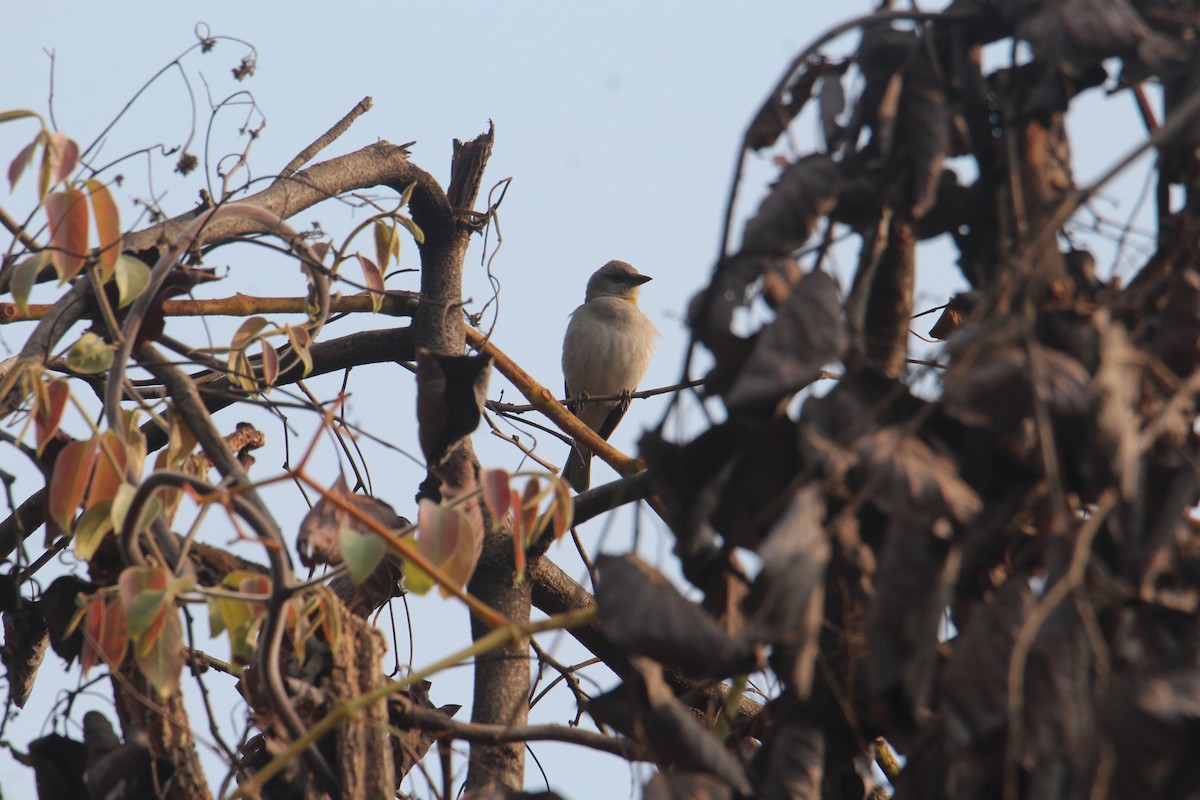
(563, 443), (592, 492)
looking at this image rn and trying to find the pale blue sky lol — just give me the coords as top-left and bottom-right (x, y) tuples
(0, 3), (1157, 797)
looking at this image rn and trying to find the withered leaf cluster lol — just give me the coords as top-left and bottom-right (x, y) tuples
(590, 2), (1200, 799)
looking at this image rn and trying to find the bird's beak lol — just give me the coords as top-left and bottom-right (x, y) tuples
(628, 274), (652, 286)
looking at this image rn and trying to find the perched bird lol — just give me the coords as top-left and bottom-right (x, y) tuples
(561, 260), (657, 491)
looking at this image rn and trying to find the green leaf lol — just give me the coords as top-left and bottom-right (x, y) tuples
(133, 605), (184, 700)
(0, 109), (42, 125)
(230, 316), (269, 352)
(74, 500), (114, 561)
(110, 482), (136, 532)
(401, 558), (434, 596)
(66, 332), (115, 374)
(124, 590), (166, 639)
(11, 251), (50, 317)
(339, 527), (385, 585)
(117, 566), (169, 639)
(398, 180), (417, 209)
(210, 572), (268, 665)
(114, 255), (150, 308)
(373, 219), (399, 271)
(285, 324), (313, 376)
(396, 214), (425, 245)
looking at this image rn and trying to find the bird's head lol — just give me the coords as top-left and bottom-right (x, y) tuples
(584, 260), (652, 303)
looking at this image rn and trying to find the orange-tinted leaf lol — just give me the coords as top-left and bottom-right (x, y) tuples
(260, 339), (279, 387)
(481, 468), (511, 523)
(133, 604), (183, 700)
(48, 436), (100, 532)
(85, 179), (122, 279)
(512, 521), (526, 580)
(45, 188), (89, 281)
(356, 254), (385, 312)
(549, 477), (574, 542)
(509, 488), (523, 543)
(81, 595), (128, 676)
(520, 477), (541, 547)
(34, 378), (69, 454)
(86, 431), (127, 508)
(7, 136), (38, 190)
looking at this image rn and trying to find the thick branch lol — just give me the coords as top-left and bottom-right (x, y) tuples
(124, 141), (443, 257)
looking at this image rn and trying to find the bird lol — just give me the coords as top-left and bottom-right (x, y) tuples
(561, 260), (657, 491)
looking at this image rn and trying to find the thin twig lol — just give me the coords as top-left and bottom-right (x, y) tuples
(277, 96), (374, 181)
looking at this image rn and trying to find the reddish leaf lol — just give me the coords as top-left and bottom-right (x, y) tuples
(7, 136), (38, 190)
(45, 188), (89, 281)
(407, 499), (483, 596)
(80, 595), (128, 676)
(508, 487), (523, 544)
(519, 478), (540, 547)
(481, 468), (511, 522)
(356, 254), (385, 312)
(47, 436), (100, 533)
(85, 179), (121, 279)
(34, 378), (69, 454)
(45, 131), (79, 185)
